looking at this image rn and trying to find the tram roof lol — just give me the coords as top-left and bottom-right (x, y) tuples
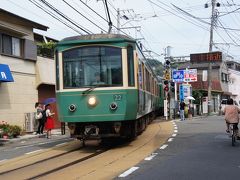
(59, 34), (136, 44)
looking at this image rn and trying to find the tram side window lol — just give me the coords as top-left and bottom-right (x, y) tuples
(127, 46), (135, 86)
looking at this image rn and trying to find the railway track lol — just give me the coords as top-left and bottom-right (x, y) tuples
(0, 140), (110, 179)
(0, 120), (172, 179)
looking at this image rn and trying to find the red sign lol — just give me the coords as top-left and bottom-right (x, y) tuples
(190, 51), (222, 63)
(184, 69), (197, 82)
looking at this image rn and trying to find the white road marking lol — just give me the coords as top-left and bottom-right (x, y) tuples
(25, 149), (43, 155)
(55, 142), (68, 147)
(174, 130), (178, 133)
(39, 142), (48, 145)
(168, 138), (173, 142)
(144, 153), (158, 161)
(0, 159), (7, 163)
(172, 134), (177, 137)
(174, 127), (178, 130)
(15, 144), (35, 149)
(159, 144), (168, 149)
(118, 167), (139, 177)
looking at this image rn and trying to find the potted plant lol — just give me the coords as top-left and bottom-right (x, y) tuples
(11, 125), (22, 138)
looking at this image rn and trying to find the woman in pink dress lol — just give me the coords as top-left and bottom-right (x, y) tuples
(45, 104), (55, 138)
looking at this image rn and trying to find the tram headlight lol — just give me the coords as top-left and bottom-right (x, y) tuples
(88, 96), (97, 106)
(69, 104), (76, 112)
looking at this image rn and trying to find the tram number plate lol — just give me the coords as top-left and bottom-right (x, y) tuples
(114, 95), (122, 101)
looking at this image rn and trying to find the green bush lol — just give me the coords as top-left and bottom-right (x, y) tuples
(37, 41), (56, 58)
(0, 122), (22, 138)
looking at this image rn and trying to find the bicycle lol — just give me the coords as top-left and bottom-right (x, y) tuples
(229, 123), (238, 146)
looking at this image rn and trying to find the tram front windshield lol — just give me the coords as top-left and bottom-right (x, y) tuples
(63, 46), (123, 88)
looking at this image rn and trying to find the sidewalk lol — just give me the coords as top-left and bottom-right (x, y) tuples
(0, 128), (70, 145)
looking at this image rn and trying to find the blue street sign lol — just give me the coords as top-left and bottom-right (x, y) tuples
(0, 64), (14, 82)
(172, 70), (184, 82)
(179, 84), (184, 101)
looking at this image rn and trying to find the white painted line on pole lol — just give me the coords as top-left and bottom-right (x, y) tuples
(172, 133), (177, 137)
(118, 167), (139, 177)
(168, 138), (173, 142)
(144, 153), (158, 161)
(159, 144), (168, 149)
(55, 142), (68, 147)
(25, 149), (43, 155)
(0, 159), (7, 163)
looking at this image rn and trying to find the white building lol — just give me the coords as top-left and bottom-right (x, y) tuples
(227, 61), (240, 105)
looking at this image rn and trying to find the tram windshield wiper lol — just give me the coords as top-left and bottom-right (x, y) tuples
(82, 85), (98, 94)
(82, 84), (111, 94)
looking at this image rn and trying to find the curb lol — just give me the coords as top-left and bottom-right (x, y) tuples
(0, 129), (70, 146)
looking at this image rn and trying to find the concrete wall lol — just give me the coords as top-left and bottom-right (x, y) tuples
(0, 72), (38, 127)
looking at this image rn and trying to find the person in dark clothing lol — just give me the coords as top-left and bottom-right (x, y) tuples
(35, 102), (45, 135)
(179, 101), (186, 121)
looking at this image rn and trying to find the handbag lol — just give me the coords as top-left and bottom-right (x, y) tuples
(35, 112), (43, 120)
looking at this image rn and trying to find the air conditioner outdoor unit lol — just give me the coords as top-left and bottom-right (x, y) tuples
(25, 112), (38, 132)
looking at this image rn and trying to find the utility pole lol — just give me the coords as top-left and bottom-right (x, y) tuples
(207, 0), (216, 115)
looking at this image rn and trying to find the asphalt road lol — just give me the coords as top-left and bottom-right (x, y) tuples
(0, 134), (72, 161)
(118, 115), (240, 180)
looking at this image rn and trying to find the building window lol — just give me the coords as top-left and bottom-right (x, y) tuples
(221, 72), (229, 83)
(2, 34), (21, 57)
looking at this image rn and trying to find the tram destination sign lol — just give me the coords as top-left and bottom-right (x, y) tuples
(190, 51), (222, 63)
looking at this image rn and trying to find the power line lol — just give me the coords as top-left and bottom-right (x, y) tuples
(62, 0), (108, 33)
(78, 0), (109, 23)
(38, 0), (92, 34)
(28, 0), (83, 35)
(148, 0), (210, 31)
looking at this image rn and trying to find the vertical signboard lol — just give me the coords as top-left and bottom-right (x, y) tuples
(179, 84), (184, 101)
(164, 100), (168, 117)
(179, 84), (192, 101)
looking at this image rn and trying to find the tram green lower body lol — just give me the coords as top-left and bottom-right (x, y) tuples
(56, 89), (160, 123)
(57, 89), (137, 122)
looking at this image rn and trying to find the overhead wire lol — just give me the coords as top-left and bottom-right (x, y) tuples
(78, 0), (131, 37)
(38, 0), (92, 34)
(62, 0), (108, 33)
(9, 0), (77, 35)
(148, 0), (210, 31)
(28, 0), (83, 35)
(69, 0), (107, 29)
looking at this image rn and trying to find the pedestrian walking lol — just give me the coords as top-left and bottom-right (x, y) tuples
(45, 104), (55, 138)
(179, 101), (185, 121)
(35, 102), (45, 135)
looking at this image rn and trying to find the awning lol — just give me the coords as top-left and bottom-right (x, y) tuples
(0, 64), (14, 82)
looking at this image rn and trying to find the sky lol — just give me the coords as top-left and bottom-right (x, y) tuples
(1, 0), (240, 62)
